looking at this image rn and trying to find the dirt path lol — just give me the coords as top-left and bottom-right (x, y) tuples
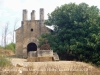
(10, 58), (92, 69)
(3, 58), (99, 75)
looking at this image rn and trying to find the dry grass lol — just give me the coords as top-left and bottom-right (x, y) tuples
(0, 61), (100, 75)
(0, 48), (15, 56)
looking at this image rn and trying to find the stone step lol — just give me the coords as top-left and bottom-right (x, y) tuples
(53, 52), (59, 61)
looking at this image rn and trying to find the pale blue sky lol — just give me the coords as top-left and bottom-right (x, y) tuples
(0, 0), (100, 45)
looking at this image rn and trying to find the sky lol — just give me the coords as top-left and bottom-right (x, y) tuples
(0, 0), (100, 46)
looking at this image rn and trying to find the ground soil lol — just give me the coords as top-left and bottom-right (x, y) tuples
(0, 49), (100, 75)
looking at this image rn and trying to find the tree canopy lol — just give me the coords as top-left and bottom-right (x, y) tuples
(39, 3), (100, 65)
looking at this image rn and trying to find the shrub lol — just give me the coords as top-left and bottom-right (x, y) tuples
(5, 43), (15, 52)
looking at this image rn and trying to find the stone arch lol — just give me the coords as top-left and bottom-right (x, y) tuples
(27, 42), (37, 53)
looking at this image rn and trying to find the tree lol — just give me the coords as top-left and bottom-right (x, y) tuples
(40, 3), (100, 65)
(1, 28), (4, 46)
(4, 22), (9, 47)
(12, 19), (19, 43)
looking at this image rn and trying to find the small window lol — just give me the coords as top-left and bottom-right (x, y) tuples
(31, 28), (33, 32)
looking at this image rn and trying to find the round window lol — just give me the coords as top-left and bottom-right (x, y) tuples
(31, 28), (33, 32)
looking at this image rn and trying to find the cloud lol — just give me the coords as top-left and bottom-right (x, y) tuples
(0, 10), (6, 17)
(3, 0), (22, 12)
(0, 0), (5, 7)
(0, 22), (5, 28)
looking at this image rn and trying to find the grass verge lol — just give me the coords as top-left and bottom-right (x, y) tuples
(0, 55), (12, 67)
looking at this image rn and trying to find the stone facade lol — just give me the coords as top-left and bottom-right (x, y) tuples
(15, 8), (51, 58)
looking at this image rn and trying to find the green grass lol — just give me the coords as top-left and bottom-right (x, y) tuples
(0, 55), (12, 67)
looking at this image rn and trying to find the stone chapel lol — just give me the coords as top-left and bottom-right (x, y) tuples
(15, 8), (51, 58)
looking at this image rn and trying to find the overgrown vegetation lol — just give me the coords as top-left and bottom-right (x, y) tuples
(39, 3), (100, 66)
(0, 44), (14, 68)
(0, 55), (11, 67)
(0, 42), (15, 53)
(0, 46), (4, 49)
(5, 42), (15, 52)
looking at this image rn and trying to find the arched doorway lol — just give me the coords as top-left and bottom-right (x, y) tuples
(27, 42), (37, 53)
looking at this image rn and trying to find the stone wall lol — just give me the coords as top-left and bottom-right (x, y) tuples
(27, 50), (53, 62)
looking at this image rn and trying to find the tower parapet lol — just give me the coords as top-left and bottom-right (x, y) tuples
(31, 10), (35, 20)
(23, 9), (27, 21)
(40, 8), (44, 21)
